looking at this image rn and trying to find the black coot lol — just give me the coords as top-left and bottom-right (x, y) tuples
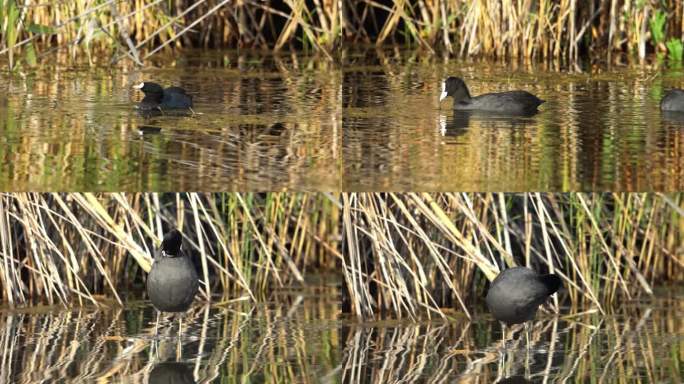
(149, 362), (196, 384)
(133, 82), (194, 111)
(486, 267), (561, 326)
(439, 77), (544, 114)
(147, 229), (198, 313)
(660, 89), (684, 112)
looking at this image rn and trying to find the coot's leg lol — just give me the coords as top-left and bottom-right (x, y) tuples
(524, 321), (531, 377)
(500, 322), (506, 376)
(176, 316), (183, 360)
(153, 311), (161, 359)
(154, 310), (160, 337)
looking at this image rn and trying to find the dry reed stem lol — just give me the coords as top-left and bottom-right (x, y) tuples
(341, 193), (683, 319)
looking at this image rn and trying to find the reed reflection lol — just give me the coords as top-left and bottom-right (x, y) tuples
(341, 302), (680, 383)
(0, 287), (340, 383)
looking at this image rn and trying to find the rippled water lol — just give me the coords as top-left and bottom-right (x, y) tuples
(0, 51), (341, 191)
(1, 286), (341, 383)
(343, 50), (684, 191)
(2, 286), (681, 383)
(341, 295), (683, 383)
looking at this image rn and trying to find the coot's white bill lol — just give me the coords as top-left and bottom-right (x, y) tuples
(133, 82), (145, 89)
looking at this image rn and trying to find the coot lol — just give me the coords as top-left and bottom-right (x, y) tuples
(486, 267), (561, 326)
(147, 229), (198, 341)
(148, 229), (198, 313)
(133, 82), (194, 111)
(149, 362), (196, 384)
(660, 89), (684, 112)
(439, 77), (544, 114)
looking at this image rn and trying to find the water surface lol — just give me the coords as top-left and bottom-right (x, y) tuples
(0, 51), (341, 191)
(343, 50), (684, 191)
(341, 295), (683, 383)
(1, 286), (341, 383)
(2, 287), (681, 383)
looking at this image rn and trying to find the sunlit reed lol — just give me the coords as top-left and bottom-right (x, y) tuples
(341, 193), (683, 319)
(0, 193), (340, 306)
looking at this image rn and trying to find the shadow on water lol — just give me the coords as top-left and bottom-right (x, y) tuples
(342, 48), (684, 191)
(0, 50), (341, 191)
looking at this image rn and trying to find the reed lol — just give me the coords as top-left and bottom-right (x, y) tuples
(0, 0), (340, 69)
(0, 193), (340, 307)
(344, 0), (684, 62)
(341, 193), (684, 319)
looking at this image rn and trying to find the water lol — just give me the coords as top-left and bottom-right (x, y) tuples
(0, 51), (341, 191)
(1, 286), (341, 383)
(340, 296), (684, 383)
(343, 50), (684, 191)
(5, 49), (684, 191)
(2, 288), (681, 383)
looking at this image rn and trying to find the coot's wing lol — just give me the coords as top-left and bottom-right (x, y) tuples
(164, 86), (189, 95)
(471, 91), (543, 112)
(513, 277), (554, 311)
(161, 91), (194, 108)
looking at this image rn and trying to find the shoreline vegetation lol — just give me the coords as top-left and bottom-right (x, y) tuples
(4, 1), (684, 69)
(342, 193), (683, 319)
(0, 193), (682, 320)
(0, 193), (341, 307)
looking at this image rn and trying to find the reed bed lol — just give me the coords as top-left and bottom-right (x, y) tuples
(345, 0), (684, 62)
(341, 193), (684, 319)
(0, 0), (340, 69)
(0, 192), (340, 307)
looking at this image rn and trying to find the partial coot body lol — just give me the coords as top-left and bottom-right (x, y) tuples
(440, 77), (544, 114)
(134, 82), (193, 111)
(149, 362), (196, 384)
(660, 89), (684, 112)
(147, 229), (198, 313)
(486, 267), (561, 325)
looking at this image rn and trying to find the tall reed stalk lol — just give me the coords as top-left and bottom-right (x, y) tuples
(0, 0), (340, 69)
(341, 193), (684, 319)
(0, 193), (340, 307)
(344, 1), (684, 62)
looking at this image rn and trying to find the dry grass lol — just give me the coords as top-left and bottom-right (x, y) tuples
(341, 193), (684, 319)
(344, 1), (684, 62)
(0, 0), (340, 69)
(0, 193), (340, 307)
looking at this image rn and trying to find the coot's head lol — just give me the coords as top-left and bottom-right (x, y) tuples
(133, 82), (165, 95)
(161, 229), (183, 257)
(440, 76), (471, 102)
(540, 273), (562, 295)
